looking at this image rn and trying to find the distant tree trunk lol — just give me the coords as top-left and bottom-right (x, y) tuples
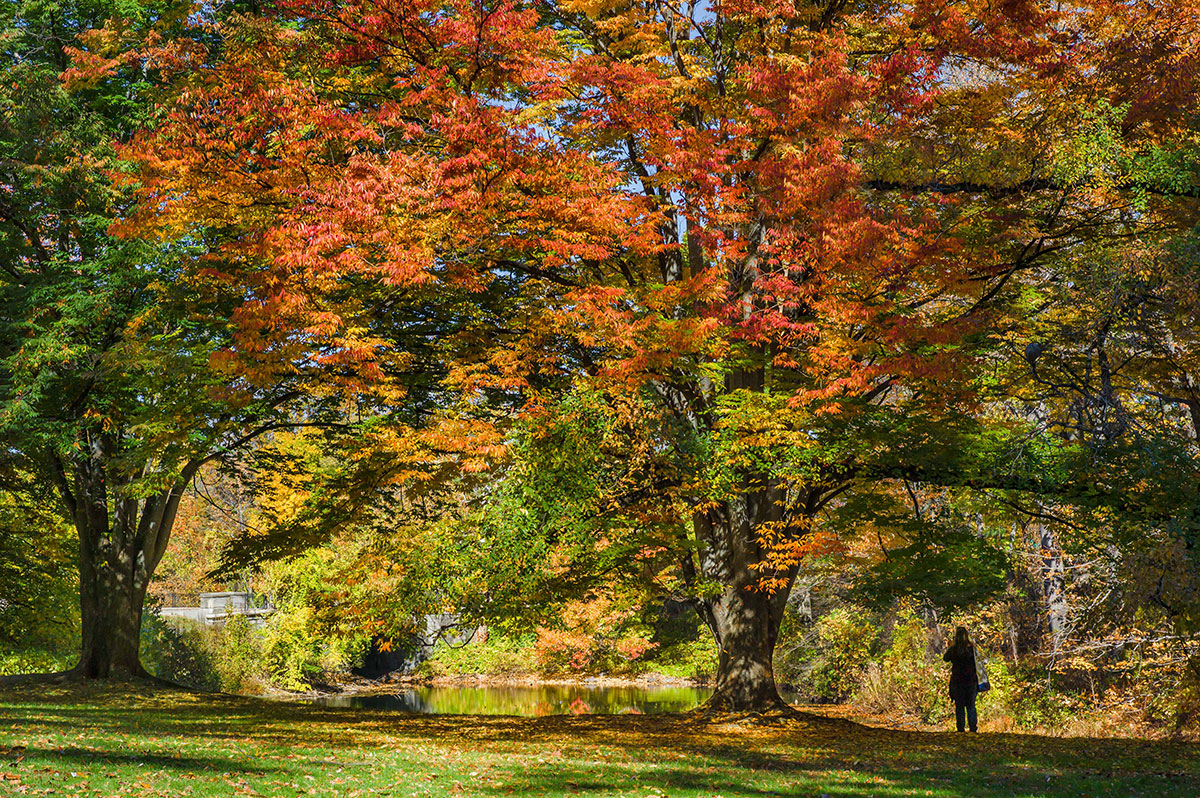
(1038, 518), (1068, 655)
(693, 485), (800, 713)
(48, 445), (190, 680)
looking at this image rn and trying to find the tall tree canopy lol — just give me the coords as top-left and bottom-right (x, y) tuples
(65, 0), (1200, 707)
(0, 0), (390, 678)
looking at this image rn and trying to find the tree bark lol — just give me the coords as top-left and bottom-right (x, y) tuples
(47, 444), (190, 680)
(703, 573), (791, 711)
(1038, 518), (1068, 656)
(693, 485), (800, 713)
(75, 541), (148, 678)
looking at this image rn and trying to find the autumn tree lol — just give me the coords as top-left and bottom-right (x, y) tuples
(1007, 4), (1200, 663)
(93, 0), (1200, 709)
(0, 0), (415, 679)
(882, 1), (1200, 674)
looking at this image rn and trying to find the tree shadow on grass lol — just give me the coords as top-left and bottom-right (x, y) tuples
(452, 713), (1200, 797)
(19, 745), (283, 775)
(489, 768), (791, 797)
(475, 758), (1197, 798)
(461, 718), (1200, 797)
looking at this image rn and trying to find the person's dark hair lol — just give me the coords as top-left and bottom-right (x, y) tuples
(952, 626), (971, 653)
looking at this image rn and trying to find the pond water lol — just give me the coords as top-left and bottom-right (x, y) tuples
(311, 684), (714, 715)
(310, 684), (804, 716)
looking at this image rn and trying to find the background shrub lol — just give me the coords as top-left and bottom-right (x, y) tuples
(807, 607), (878, 701)
(418, 631), (537, 677)
(855, 606), (950, 723)
(140, 603), (356, 693)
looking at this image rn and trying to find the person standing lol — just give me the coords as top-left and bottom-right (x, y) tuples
(943, 626), (979, 732)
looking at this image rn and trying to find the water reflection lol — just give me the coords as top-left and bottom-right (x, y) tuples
(311, 684), (714, 715)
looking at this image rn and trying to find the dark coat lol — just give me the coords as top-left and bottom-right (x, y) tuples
(944, 643), (978, 703)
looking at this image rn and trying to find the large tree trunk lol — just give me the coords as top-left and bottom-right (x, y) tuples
(48, 443), (189, 680)
(75, 541), (149, 678)
(693, 485), (801, 713)
(703, 573), (791, 711)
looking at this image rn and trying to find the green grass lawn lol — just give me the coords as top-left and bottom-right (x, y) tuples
(0, 682), (1196, 797)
